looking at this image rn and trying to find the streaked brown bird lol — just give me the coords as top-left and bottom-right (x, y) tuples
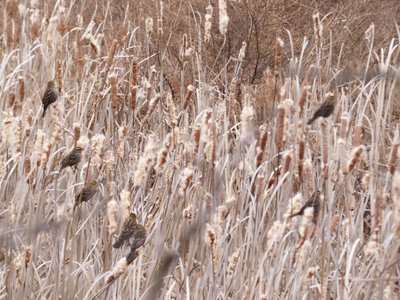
(59, 146), (84, 172)
(74, 180), (99, 209)
(113, 212), (137, 248)
(42, 81), (58, 118)
(290, 191), (321, 223)
(126, 223), (146, 261)
(307, 92), (336, 125)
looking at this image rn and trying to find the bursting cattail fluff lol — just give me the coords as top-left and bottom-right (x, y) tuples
(218, 0), (229, 35)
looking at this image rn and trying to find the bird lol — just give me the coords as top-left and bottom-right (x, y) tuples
(59, 146), (84, 172)
(74, 180), (99, 209)
(307, 92), (336, 125)
(113, 212), (146, 250)
(126, 223), (147, 261)
(42, 81), (58, 118)
(290, 191), (321, 223)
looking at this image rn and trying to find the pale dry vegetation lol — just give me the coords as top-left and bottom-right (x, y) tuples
(1, 0), (400, 299)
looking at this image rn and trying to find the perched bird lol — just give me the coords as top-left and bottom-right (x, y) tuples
(307, 92), (336, 125)
(42, 81), (58, 118)
(113, 212), (146, 253)
(126, 223), (147, 261)
(59, 146), (84, 172)
(74, 180), (99, 209)
(290, 191), (321, 223)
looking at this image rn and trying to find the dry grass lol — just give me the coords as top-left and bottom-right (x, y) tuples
(1, 0), (400, 299)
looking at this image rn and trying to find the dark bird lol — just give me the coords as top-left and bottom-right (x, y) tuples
(307, 92), (336, 125)
(126, 223), (147, 261)
(59, 146), (84, 172)
(74, 180), (99, 209)
(290, 191), (321, 223)
(113, 212), (144, 249)
(42, 80), (58, 118)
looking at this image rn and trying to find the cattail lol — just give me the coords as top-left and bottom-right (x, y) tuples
(330, 214), (340, 234)
(299, 84), (309, 115)
(133, 135), (158, 186)
(255, 125), (268, 168)
(205, 223), (218, 273)
(365, 22), (375, 45)
(192, 124), (201, 157)
(56, 61), (62, 93)
(182, 205), (193, 220)
(166, 92), (177, 128)
(142, 93), (161, 125)
(341, 218), (350, 241)
(179, 168), (194, 196)
(25, 109), (33, 137)
(33, 129), (45, 167)
(274, 38), (284, 76)
(295, 239), (312, 266)
(120, 190), (131, 219)
(131, 57), (138, 111)
(303, 159), (315, 194)
(227, 249), (240, 276)
(91, 134), (106, 168)
(275, 105), (285, 149)
(157, 0), (164, 35)
(204, 121), (217, 166)
(29, 8), (41, 39)
(107, 199), (119, 235)
(155, 132), (173, 173)
(18, 77), (25, 103)
(240, 104), (255, 146)
(218, 0), (229, 35)
(117, 126), (127, 158)
(392, 172), (400, 237)
(388, 140), (399, 175)
(298, 139), (305, 181)
(345, 145), (364, 174)
(298, 207), (314, 245)
(312, 11), (323, 52)
(145, 17), (154, 36)
(109, 73), (118, 109)
(12, 117), (23, 155)
(50, 102), (63, 145)
(105, 257), (128, 284)
(353, 125), (363, 146)
(282, 150), (293, 174)
(364, 238), (379, 258)
(302, 267), (317, 287)
(285, 193), (303, 220)
(73, 122), (80, 147)
(87, 34), (100, 56)
(182, 85), (194, 110)
(57, 6), (66, 36)
(105, 39), (118, 71)
(204, 5), (213, 42)
(238, 42), (247, 61)
(320, 120), (329, 170)
(217, 205), (229, 223)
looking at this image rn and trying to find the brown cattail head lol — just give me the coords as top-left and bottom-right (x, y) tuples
(388, 140), (399, 175)
(109, 73), (118, 109)
(345, 145), (364, 175)
(274, 38), (284, 76)
(56, 61), (63, 93)
(18, 77), (25, 103)
(255, 125), (268, 168)
(275, 105), (285, 149)
(131, 57), (138, 111)
(73, 123), (81, 147)
(182, 84), (194, 110)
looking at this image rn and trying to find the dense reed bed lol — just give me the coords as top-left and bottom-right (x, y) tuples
(0, 1), (399, 299)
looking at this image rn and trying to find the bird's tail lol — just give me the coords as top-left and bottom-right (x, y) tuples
(307, 116), (317, 125)
(289, 212), (301, 218)
(113, 239), (123, 249)
(42, 109), (46, 118)
(126, 249), (138, 262)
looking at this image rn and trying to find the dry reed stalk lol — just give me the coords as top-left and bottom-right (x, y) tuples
(353, 125), (363, 146)
(157, 0), (164, 35)
(182, 85), (194, 110)
(131, 57), (138, 111)
(312, 11), (322, 53)
(275, 105), (285, 149)
(109, 73), (118, 109)
(340, 112), (349, 138)
(105, 39), (118, 72)
(388, 140), (399, 175)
